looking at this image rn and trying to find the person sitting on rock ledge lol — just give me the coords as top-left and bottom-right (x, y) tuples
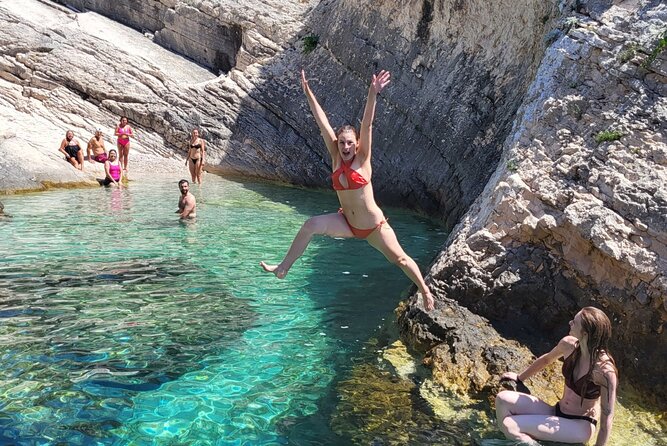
(58, 130), (84, 170)
(260, 69), (434, 311)
(495, 306), (618, 446)
(100, 149), (123, 188)
(87, 128), (108, 163)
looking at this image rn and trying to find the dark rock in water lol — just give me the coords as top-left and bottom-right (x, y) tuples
(397, 299), (563, 405)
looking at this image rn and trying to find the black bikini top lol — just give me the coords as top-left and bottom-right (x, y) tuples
(190, 143), (201, 149)
(562, 346), (602, 400)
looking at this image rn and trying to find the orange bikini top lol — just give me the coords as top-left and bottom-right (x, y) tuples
(332, 158), (368, 191)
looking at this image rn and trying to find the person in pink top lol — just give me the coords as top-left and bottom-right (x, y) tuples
(101, 149), (123, 187)
(114, 116), (134, 171)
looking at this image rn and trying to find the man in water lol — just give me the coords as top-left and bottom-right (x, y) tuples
(87, 128), (108, 163)
(176, 179), (196, 219)
(0, 201), (11, 219)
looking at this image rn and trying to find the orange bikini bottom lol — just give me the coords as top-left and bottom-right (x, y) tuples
(339, 208), (387, 239)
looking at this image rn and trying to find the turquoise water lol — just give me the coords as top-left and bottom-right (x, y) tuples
(0, 175), (447, 445)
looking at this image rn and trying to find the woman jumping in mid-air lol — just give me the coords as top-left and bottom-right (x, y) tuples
(260, 70), (434, 311)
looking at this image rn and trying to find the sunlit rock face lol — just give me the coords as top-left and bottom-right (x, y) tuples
(54, 0), (243, 74)
(400, 0), (667, 401)
(48, 0), (553, 225)
(1, 0), (665, 402)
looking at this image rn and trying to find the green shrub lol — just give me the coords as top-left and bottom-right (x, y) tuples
(617, 43), (637, 63)
(302, 34), (319, 54)
(642, 28), (667, 68)
(594, 129), (624, 144)
(506, 159), (519, 172)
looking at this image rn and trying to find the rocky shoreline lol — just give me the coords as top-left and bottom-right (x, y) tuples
(1, 0), (665, 412)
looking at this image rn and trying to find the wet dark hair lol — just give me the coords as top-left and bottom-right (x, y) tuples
(578, 306), (618, 404)
(178, 179), (189, 187)
(336, 125), (358, 140)
(119, 116), (128, 123)
(108, 149), (117, 156)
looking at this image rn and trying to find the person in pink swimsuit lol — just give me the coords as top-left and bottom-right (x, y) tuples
(101, 149), (123, 187)
(260, 70), (434, 311)
(115, 116), (134, 171)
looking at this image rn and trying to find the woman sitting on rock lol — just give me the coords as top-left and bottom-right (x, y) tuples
(495, 306), (618, 445)
(260, 70), (434, 311)
(58, 130), (84, 170)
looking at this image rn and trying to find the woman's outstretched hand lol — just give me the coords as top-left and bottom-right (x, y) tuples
(370, 70), (391, 95)
(500, 372), (520, 382)
(301, 69), (310, 94)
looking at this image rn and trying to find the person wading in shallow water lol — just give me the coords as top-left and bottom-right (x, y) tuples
(176, 179), (196, 219)
(0, 201), (11, 219)
(495, 306), (618, 446)
(260, 69), (434, 311)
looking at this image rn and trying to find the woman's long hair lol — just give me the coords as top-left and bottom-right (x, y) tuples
(579, 306), (617, 403)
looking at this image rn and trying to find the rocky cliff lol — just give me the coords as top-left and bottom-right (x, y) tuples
(1, 0), (665, 403)
(401, 0), (667, 403)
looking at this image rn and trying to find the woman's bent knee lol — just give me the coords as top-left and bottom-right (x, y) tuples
(302, 217), (321, 235)
(496, 390), (517, 405)
(390, 254), (410, 268)
(501, 416), (517, 434)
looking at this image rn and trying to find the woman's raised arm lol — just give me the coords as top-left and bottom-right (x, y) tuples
(358, 70), (390, 164)
(301, 70), (337, 161)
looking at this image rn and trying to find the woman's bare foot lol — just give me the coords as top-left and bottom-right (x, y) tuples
(259, 261), (288, 279)
(422, 292), (435, 311)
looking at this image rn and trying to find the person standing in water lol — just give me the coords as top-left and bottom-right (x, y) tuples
(115, 116), (134, 171)
(87, 128), (108, 163)
(495, 306), (618, 445)
(185, 128), (206, 184)
(176, 179), (196, 219)
(260, 70), (434, 311)
(58, 130), (85, 170)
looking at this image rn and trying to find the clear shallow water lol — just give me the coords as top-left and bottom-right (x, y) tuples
(0, 175), (447, 445)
